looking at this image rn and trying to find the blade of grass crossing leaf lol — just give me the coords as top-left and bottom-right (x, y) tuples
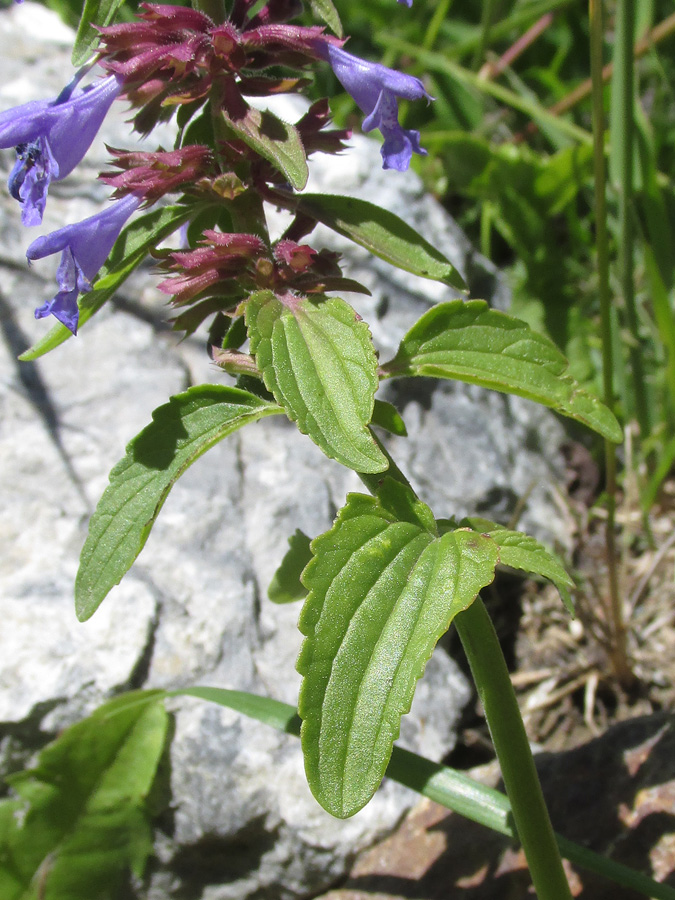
(176, 687), (675, 900)
(172, 687), (302, 734)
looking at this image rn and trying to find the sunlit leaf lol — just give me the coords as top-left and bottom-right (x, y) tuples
(297, 194), (465, 289)
(383, 300), (622, 442)
(459, 516), (575, 614)
(297, 484), (497, 817)
(76, 386), (281, 620)
(220, 103), (308, 190)
(246, 291), (387, 473)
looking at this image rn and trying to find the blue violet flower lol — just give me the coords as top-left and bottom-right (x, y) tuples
(27, 194), (140, 334)
(315, 42), (430, 170)
(0, 74), (122, 226)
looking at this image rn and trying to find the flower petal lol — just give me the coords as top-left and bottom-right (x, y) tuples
(315, 41), (431, 171)
(28, 194), (141, 334)
(34, 287), (80, 334)
(0, 74), (122, 225)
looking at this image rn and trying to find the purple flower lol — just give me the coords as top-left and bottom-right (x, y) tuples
(397, 0), (413, 5)
(315, 42), (430, 171)
(27, 194), (140, 334)
(0, 74), (122, 226)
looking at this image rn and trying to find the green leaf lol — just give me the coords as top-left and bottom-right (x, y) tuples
(0, 691), (168, 900)
(220, 104), (308, 191)
(297, 490), (498, 817)
(245, 291), (387, 474)
(371, 399), (407, 436)
(460, 517), (575, 615)
(383, 300), (622, 442)
(296, 194), (465, 289)
(268, 529), (312, 604)
(176, 687), (675, 900)
(76, 385), (282, 621)
(308, 0), (343, 36)
(72, 0), (124, 65)
(20, 204), (191, 361)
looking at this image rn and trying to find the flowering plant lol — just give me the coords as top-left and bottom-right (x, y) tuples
(1, 2), (648, 899)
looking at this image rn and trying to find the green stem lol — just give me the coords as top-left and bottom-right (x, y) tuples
(453, 600), (573, 900)
(613, 0), (649, 439)
(472, 0), (498, 70)
(360, 437), (572, 898)
(423, 0), (453, 51)
(589, 0), (634, 687)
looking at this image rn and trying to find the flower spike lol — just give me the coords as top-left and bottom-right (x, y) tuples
(0, 75), (122, 226)
(26, 194), (140, 334)
(313, 42), (431, 171)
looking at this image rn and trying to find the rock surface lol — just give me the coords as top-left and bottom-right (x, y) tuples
(0, 5), (570, 898)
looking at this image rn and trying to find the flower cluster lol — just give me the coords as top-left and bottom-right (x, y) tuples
(1, 0), (428, 335)
(157, 229), (369, 335)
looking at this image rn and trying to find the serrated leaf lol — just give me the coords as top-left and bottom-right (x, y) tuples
(296, 194), (465, 289)
(73, 0), (125, 66)
(372, 399), (407, 436)
(76, 385), (281, 620)
(309, 0), (343, 36)
(297, 490), (498, 817)
(461, 516), (575, 614)
(0, 691), (168, 900)
(383, 299), (622, 442)
(21, 204), (191, 361)
(245, 291), (387, 474)
(268, 529), (312, 604)
(220, 103), (308, 190)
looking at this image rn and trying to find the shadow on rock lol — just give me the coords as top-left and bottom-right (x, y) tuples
(318, 712), (675, 899)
